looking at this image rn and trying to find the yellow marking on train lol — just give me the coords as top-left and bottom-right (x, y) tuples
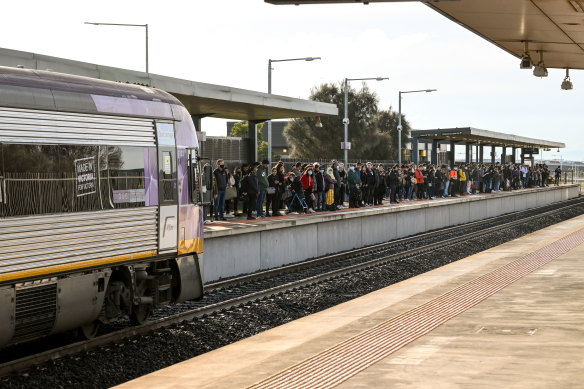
(178, 238), (204, 255)
(0, 250), (157, 283)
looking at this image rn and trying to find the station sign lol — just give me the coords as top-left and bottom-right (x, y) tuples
(341, 142), (351, 150)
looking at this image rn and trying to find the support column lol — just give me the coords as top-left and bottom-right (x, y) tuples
(449, 141), (456, 167)
(501, 146), (507, 164)
(465, 144), (471, 164)
(413, 137), (419, 165)
(479, 144), (484, 163)
(248, 120), (259, 164)
(511, 147), (517, 164)
(431, 139), (438, 165)
(491, 146), (495, 165)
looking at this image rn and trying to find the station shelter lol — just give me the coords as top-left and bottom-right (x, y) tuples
(411, 127), (565, 167)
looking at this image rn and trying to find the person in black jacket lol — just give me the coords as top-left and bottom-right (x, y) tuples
(389, 165), (399, 204)
(244, 165), (259, 220)
(375, 164), (386, 205)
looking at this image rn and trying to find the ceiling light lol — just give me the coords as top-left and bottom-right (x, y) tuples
(533, 51), (548, 77)
(520, 41), (532, 69)
(561, 68), (574, 90)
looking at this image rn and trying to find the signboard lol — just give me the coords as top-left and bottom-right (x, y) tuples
(341, 142), (351, 150)
(75, 156), (96, 197)
(522, 148), (539, 155)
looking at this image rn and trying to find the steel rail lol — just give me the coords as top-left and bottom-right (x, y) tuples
(1, 198), (582, 378)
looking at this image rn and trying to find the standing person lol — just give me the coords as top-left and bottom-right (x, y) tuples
(255, 159), (269, 218)
(376, 164), (386, 205)
(414, 165), (425, 200)
(338, 163), (347, 209)
(266, 167), (278, 217)
(232, 167), (242, 216)
(212, 159), (227, 221)
(244, 165), (259, 220)
(347, 164), (362, 208)
(314, 164), (327, 211)
(300, 165), (316, 213)
(458, 163), (467, 196)
(240, 164), (250, 216)
(427, 166), (436, 199)
(554, 166), (562, 185)
(449, 166), (459, 196)
(366, 162), (376, 206)
(389, 165), (399, 204)
(325, 166), (337, 211)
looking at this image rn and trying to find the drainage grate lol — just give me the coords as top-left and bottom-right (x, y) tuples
(13, 283), (57, 344)
(249, 227), (584, 389)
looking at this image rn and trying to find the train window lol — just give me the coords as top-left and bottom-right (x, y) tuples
(58, 145), (102, 213)
(2, 144), (60, 217)
(107, 146), (146, 208)
(159, 149), (177, 203)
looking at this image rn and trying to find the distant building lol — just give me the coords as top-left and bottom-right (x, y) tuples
(227, 121), (291, 158)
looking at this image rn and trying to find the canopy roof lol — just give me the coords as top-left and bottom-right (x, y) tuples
(0, 47), (337, 121)
(411, 127), (565, 149)
(267, 0), (584, 70)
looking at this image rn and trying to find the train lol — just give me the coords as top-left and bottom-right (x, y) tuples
(0, 66), (205, 347)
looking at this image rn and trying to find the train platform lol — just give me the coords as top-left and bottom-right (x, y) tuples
(201, 184), (580, 282)
(117, 213), (584, 388)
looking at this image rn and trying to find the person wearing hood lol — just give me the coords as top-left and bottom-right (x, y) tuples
(325, 166), (337, 211)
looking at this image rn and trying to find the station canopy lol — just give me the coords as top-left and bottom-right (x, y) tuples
(411, 127), (565, 150)
(0, 47), (337, 121)
(266, 0), (584, 70)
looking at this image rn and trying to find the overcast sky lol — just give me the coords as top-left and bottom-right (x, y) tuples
(1, 1), (582, 161)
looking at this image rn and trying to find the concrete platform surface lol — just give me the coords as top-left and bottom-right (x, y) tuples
(117, 214), (584, 389)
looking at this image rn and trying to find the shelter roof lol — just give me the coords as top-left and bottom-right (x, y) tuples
(411, 127), (565, 149)
(0, 47), (337, 121)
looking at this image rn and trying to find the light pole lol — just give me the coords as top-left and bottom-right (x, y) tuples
(343, 77), (389, 168)
(85, 22), (149, 73)
(398, 89), (437, 166)
(267, 56), (321, 164)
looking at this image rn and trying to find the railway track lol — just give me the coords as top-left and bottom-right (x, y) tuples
(2, 197), (583, 378)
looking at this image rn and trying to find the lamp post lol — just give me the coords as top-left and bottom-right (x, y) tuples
(85, 22), (149, 73)
(267, 56), (321, 164)
(343, 77), (389, 168)
(398, 89), (437, 167)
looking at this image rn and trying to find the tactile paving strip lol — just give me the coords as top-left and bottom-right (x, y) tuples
(248, 227), (584, 389)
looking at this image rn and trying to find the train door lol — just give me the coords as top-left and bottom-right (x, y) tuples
(156, 122), (178, 253)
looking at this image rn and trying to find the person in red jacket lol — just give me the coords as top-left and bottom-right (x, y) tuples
(300, 166), (316, 213)
(414, 165), (425, 200)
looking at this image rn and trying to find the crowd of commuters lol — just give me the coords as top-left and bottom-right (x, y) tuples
(205, 158), (562, 222)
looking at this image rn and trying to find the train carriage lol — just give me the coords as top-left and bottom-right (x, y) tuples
(0, 66), (204, 346)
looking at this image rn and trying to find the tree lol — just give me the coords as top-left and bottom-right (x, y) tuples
(371, 108), (412, 161)
(228, 121), (268, 160)
(283, 82), (411, 161)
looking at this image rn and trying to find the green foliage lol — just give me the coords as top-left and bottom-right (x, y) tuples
(283, 82), (411, 161)
(229, 121), (267, 160)
(229, 121), (264, 141)
(257, 141), (268, 160)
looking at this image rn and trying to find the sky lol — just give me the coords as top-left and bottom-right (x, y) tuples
(0, 1), (582, 162)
